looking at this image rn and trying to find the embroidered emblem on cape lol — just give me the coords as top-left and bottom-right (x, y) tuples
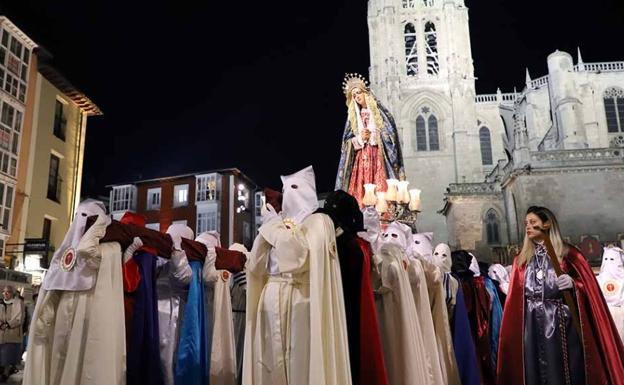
(603, 280), (620, 296)
(61, 247), (77, 271)
(221, 270), (230, 282)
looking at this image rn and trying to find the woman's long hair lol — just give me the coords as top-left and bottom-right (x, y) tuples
(518, 206), (565, 266)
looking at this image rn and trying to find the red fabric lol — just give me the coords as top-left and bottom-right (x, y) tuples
(497, 247), (624, 385)
(264, 188), (283, 214)
(462, 277), (494, 385)
(214, 247), (247, 274)
(348, 144), (388, 208)
(120, 211), (147, 227)
(356, 238), (390, 385)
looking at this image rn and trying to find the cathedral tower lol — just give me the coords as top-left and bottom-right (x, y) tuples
(368, 0), (484, 241)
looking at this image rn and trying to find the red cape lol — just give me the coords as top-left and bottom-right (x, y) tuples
(497, 246), (624, 385)
(356, 237), (390, 385)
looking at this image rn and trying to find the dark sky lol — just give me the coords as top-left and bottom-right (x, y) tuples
(2, 0), (624, 196)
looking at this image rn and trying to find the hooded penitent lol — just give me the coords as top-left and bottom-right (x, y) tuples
(597, 247), (624, 343)
(244, 166), (352, 385)
(24, 200), (125, 385)
(321, 190), (388, 385)
(375, 221), (432, 385)
(43, 199), (110, 291)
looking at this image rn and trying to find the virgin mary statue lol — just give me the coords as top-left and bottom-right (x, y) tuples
(335, 73), (405, 207)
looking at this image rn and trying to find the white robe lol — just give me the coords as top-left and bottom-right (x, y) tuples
(375, 244), (432, 385)
(421, 259), (461, 385)
(407, 258), (444, 385)
(243, 213), (351, 385)
(203, 247), (237, 385)
(23, 214), (125, 385)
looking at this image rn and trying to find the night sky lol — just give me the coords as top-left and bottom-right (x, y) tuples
(2, 0), (624, 196)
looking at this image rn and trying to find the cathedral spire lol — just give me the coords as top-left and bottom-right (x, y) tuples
(577, 47), (584, 65)
(525, 68), (532, 87)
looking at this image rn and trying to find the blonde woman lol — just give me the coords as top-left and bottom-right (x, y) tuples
(497, 206), (624, 385)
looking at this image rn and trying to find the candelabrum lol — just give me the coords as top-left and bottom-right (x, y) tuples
(363, 180), (421, 232)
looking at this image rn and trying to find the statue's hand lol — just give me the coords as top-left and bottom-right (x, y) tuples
(362, 129), (371, 142)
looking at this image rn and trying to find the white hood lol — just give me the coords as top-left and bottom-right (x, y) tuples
(432, 243), (452, 273)
(409, 232), (434, 262)
(380, 221), (412, 252)
(280, 165), (319, 225)
(469, 253), (481, 277)
(43, 199), (110, 291)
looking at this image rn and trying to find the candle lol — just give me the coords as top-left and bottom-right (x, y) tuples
(375, 191), (388, 213)
(397, 181), (410, 204)
(385, 179), (398, 201)
(363, 184), (377, 206)
(409, 188), (422, 211)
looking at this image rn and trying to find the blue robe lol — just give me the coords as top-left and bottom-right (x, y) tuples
(335, 100), (405, 190)
(128, 251), (164, 385)
(452, 287), (481, 385)
(484, 277), (503, 371)
(175, 261), (209, 385)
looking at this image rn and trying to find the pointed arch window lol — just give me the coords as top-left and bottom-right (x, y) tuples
(604, 87), (624, 133)
(404, 23), (418, 76)
(428, 115), (439, 150)
(402, 0), (416, 7)
(479, 126), (493, 165)
(413, 106), (439, 152)
(424, 22), (439, 76)
(423, 0), (434, 6)
(485, 209), (500, 245)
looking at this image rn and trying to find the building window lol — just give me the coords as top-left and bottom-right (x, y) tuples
(404, 23), (418, 76)
(0, 182), (14, 232)
(147, 188), (161, 210)
(604, 87), (624, 133)
(196, 173), (219, 202)
(53, 100), (66, 140)
(42, 218), (52, 241)
(254, 191), (264, 217)
(402, 0), (415, 8)
(197, 206), (219, 233)
(413, 106), (439, 151)
(0, 101), (21, 177)
(110, 185), (136, 212)
(415, 116), (427, 151)
(173, 184), (189, 207)
(423, 0), (434, 5)
(485, 209), (500, 245)
(424, 22), (439, 76)
(47, 154), (61, 202)
(0, 32), (30, 102)
(479, 126), (493, 165)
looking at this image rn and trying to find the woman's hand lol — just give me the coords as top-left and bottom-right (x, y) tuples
(556, 274), (574, 291)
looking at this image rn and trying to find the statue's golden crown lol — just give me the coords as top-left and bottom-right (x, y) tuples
(342, 73), (369, 96)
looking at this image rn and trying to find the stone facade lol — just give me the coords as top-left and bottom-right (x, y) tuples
(368, 0), (624, 261)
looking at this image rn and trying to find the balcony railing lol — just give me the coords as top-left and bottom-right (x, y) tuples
(575, 61), (624, 73)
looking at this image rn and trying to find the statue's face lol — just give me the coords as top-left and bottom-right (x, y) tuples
(352, 87), (366, 106)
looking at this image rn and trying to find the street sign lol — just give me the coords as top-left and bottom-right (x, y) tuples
(24, 238), (49, 254)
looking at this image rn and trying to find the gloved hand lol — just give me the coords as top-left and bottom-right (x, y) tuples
(260, 203), (279, 224)
(556, 274), (574, 291)
(123, 237), (143, 263)
(170, 232), (183, 251)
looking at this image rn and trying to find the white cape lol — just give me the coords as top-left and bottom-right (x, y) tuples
(243, 213), (351, 385)
(375, 244), (432, 385)
(23, 214), (125, 385)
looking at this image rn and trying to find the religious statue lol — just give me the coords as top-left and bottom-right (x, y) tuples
(335, 73), (405, 207)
